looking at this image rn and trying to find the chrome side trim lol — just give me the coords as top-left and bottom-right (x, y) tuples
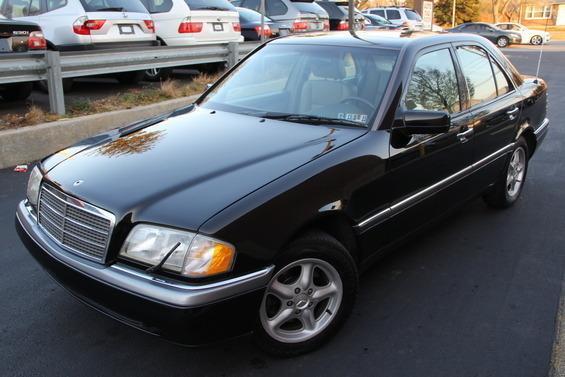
(356, 143), (515, 230)
(17, 201), (274, 308)
(534, 118), (549, 136)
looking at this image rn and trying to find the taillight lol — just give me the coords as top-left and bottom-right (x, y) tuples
(73, 17), (106, 35)
(28, 31), (46, 50)
(254, 25), (271, 37)
(233, 22), (241, 32)
(292, 20), (308, 32)
(337, 20), (348, 30)
(323, 20), (330, 31)
(144, 20), (155, 33)
(178, 19), (203, 33)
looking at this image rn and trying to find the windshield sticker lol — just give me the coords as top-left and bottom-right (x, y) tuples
(338, 113), (368, 123)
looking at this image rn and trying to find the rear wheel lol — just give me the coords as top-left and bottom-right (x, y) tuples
(1, 82), (33, 101)
(255, 232), (358, 356)
(144, 67), (173, 82)
(497, 36), (509, 48)
(115, 71), (144, 85)
(530, 35), (543, 45)
(483, 138), (529, 208)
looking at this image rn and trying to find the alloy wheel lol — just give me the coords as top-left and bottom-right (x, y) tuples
(497, 37), (509, 48)
(506, 147), (526, 199)
(260, 258), (343, 343)
(531, 35), (542, 45)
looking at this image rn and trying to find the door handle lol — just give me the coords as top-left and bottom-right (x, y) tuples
(507, 107), (519, 119)
(457, 128), (474, 143)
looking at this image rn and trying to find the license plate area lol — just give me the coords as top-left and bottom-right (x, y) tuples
(212, 23), (224, 32)
(119, 25), (135, 34)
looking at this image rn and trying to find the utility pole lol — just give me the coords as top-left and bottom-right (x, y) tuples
(451, 0), (456, 27)
(260, 0), (266, 42)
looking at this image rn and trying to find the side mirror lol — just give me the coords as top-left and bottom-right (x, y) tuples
(402, 110), (451, 135)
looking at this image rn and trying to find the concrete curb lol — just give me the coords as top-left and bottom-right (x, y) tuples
(550, 273), (565, 377)
(0, 94), (199, 169)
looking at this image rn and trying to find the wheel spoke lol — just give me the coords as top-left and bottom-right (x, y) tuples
(312, 282), (339, 300)
(301, 309), (316, 331)
(267, 308), (294, 330)
(298, 263), (313, 289)
(270, 280), (294, 300)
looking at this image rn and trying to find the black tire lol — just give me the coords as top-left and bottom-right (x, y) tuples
(530, 35), (543, 45)
(254, 231), (358, 357)
(483, 137), (529, 209)
(115, 71), (145, 85)
(36, 78), (74, 93)
(144, 67), (173, 82)
(497, 36), (509, 48)
(198, 62), (226, 75)
(1, 82), (33, 101)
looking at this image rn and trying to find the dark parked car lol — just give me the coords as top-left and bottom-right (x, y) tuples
(363, 13), (403, 30)
(315, 1), (364, 30)
(17, 31), (549, 356)
(237, 7), (280, 40)
(448, 22), (521, 47)
(0, 14), (45, 101)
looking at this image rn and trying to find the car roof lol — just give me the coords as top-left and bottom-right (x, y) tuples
(269, 31), (489, 50)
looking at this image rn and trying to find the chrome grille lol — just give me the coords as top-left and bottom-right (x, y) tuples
(38, 184), (114, 262)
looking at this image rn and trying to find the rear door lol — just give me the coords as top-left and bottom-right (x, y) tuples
(385, 8), (401, 25)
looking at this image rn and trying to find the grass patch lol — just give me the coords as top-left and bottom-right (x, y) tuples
(0, 72), (221, 131)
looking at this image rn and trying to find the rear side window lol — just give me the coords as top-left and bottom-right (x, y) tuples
(456, 46), (497, 106)
(140, 0), (172, 13)
(370, 9), (385, 17)
(405, 49), (461, 114)
(266, 0), (287, 16)
(185, 0), (235, 11)
(243, 0), (259, 11)
(490, 57), (512, 95)
(79, 0), (148, 13)
(386, 9), (401, 20)
(47, 0), (67, 12)
(1, 0), (42, 17)
(405, 9), (421, 21)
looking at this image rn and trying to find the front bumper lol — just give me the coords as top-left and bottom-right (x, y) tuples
(16, 200), (273, 345)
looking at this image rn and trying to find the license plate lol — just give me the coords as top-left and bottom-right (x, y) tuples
(311, 22), (322, 30)
(213, 23), (224, 32)
(119, 25), (134, 34)
(0, 38), (11, 52)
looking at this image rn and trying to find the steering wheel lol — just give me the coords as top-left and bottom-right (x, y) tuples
(339, 97), (376, 112)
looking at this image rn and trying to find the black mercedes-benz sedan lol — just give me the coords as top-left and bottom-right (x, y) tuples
(16, 31), (549, 356)
(447, 22), (521, 48)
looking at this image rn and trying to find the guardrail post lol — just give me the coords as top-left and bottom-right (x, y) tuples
(227, 42), (240, 69)
(45, 51), (65, 115)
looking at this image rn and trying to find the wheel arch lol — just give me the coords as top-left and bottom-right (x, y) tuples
(517, 122), (537, 158)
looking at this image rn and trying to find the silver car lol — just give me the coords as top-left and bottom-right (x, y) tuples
(3, 0), (157, 50)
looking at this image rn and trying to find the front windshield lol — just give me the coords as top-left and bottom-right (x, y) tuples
(200, 44), (398, 127)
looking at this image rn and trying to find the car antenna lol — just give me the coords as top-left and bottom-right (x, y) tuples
(534, 15), (550, 83)
(146, 242), (181, 273)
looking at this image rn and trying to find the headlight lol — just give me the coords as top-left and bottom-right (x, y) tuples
(26, 166), (42, 207)
(119, 224), (236, 278)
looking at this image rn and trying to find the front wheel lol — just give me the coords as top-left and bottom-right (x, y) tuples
(255, 232), (358, 356)
(497, 36), (509, 48)
(483, 138), (529, 208)
(530, 35), (543, 45)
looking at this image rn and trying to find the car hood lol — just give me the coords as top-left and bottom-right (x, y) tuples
(42, 107), (364, 231)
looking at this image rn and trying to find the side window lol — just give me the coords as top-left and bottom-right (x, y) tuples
(243, 0), (259, 11)
(28, 0), (41, 15)
(266, 0), (286, 16)
(490, 56), (512, 95)
(371, 9), (385, 17)
(386, 9), (401, 20)
(46, 0), (67, 11)
(456, 46), (497, 106)
(2, 0), (40, 17)
(405, 48), (461, 114)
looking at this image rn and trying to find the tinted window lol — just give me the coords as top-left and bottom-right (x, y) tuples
(370, 9), (385, 17)
(243, 0), (259, 11)
(47, 0), (66, 12)
(266, 0), (286, 16)
(457, 46), (497, 106)
(185, 0), (235, 11)
(140, 0), (172, 13)
(79, 0), (148, 13)
(1, 0), (42, 16)
(291, 1), (324, 16)
(490, 57), (512, 95)
(238, 7), (262, 22)
(405, 9), (421, 21)
(405, 49), (461, 114)
(386, 9), (400, 19)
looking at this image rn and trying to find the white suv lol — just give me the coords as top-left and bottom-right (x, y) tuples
(362, 7), (423, 31)
(2, 0), (157, 50)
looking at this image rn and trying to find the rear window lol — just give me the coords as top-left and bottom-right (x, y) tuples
(291, 0), (326, 16)
(405, 9), (421, 21)
(238, 7), (262, 22)
(79, 0), (148, 13)
(139, 0), (172, 13)
(185, 0), (235, 11)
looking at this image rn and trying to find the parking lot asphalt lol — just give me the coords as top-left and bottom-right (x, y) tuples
(1, 44), (564, 377)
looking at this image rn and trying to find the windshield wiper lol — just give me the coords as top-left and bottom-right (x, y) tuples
(96, 7), (124, 11)
(258, 113), (367, 128)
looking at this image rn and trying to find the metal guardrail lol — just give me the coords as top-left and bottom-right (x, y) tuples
(0, 41), (261, 115)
